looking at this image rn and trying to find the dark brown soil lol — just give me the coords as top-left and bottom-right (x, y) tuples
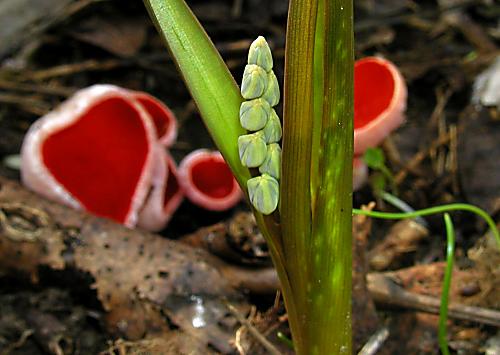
(0, 0), (498, 354)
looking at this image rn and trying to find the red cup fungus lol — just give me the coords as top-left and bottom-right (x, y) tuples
(21, 84), (184, 231)
(21, 85), (157, 227)
(137, 148), (184, 231)
(354, 56), (407, 155)
(178, 149), (242, 211)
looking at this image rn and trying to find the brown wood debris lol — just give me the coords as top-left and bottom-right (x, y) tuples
(0, 176), (245, 354)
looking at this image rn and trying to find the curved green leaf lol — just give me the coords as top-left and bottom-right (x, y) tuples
(144, 0), (249, 188)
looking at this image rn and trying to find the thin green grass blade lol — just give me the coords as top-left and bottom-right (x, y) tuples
(439, 213), (455, 355)
(143, 0), (249, 187)
(353, 203), (500, 248)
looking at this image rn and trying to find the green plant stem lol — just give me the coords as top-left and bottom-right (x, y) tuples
(307, 0), (353, 353)
(439, 213), (455, 355)
(281, 0), (353, 353)
(280, 1), (318, 352)
(379, 165), (397, 194)
(352, 203), (500, 247)
(379, 191), (427, 227)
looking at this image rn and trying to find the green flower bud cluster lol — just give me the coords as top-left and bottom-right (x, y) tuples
(238, 36), (282, 215)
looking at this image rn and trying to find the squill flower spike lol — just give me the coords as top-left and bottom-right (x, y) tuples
(262, 71), (280, 107)
(261, 109), (282, 143)
(238, 36), (282, 215)
(238, 131), (268, 167)
(239, 98), (271, 131)
(241, 64), (268, 100)
(247, 174), (279, 215)
(247, 36), (273, 72)
(259, 143), (281, 179)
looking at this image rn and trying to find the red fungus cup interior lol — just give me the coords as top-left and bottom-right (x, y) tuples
(190, 158), (235, 199)
(354, 58), (396, 129)
(42, 97), (150, 223)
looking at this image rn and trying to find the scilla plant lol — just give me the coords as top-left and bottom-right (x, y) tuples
(144, 0), (353, 353)
(144, 0), (499, 354)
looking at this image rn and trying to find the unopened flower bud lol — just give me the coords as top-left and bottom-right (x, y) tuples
(248, 36), (273, 72)
(259, 143), (281, 179)
(238, 131), (267, 167)
(262, 109), (282, 143)
(262, 71), (280, 107)
(241, 64), (268, 100)
(239, 98), (271, 131)
(247, 174), (279, 215)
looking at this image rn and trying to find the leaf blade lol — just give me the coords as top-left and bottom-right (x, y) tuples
(144, 0), (249, 187)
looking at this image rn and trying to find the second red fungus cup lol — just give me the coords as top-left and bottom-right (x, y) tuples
(178, 149), (242, 211)
(354, 56), (407, 155)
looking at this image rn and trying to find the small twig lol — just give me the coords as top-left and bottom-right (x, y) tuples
(0, 93), (49, 115)
(0, 329), (34, 355)
(394, 129), (454, 185)
(441, 10), (497, 53)
(23, 59), (124, 81)
(381, 137), (401, 167)
(448, 124), (459, 194)
(367, 273), (500, 327)
(357, 327), (389, 355)
(428, 86), (453, 130)
(225, 302), (282, 355)
(0, 80), (76, 97)
(63, 0), (110, 18)
(231, 0), (244, 18)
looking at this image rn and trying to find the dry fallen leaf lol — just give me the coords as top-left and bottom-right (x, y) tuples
(69, 15), (147, 57)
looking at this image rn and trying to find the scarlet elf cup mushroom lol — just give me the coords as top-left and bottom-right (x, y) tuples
(21, 84), (181, 229)
(354, 56), (407, 156)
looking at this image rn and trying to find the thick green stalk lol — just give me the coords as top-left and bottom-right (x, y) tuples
(281, 0), (318, 352)
(282, 0), (353, 353)
(308, 0), (353, 353)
